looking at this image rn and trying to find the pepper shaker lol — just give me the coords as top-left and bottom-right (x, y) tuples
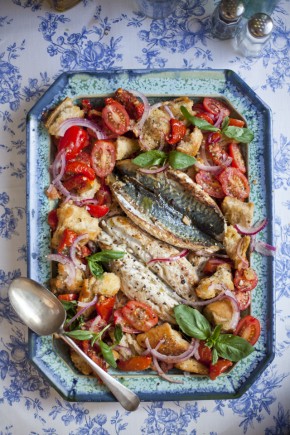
(234, 13), (274, 57)
(211, 0), (245, 40)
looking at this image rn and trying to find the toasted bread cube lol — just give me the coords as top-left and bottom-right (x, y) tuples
(89, 273), (121, 297)
(195, 264), (234, 300)
(176, 127), (203, 157)
(116, 136), (140, 160)
(221, 196), (254, 228)
(136, 323), (189, 355)
(175, 358), (209, 375)
(224, 225), (251, 269)
(70, 350), (93, 376)
(203, 297), (236, 332)
(45, 97), (84, 136)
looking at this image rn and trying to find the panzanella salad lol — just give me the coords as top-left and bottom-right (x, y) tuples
(45, 89), (274, 382)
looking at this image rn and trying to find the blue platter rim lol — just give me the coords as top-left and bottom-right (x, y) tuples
(26, 69), (275, 402)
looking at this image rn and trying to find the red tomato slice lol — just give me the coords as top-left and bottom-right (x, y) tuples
(86, 204), (109, 218)
(195, 112), (214, 125)
(113, 309), (142, 334)
(207, 142), (232, 167)
(58, 126), (89, 161)
(228, 118), (245, 127)
(117, 356), (152, 371)
(209, 359), (233, 380)
(233, 290), (251, 311)
(48, 209), (58, 231)
(218, 167), (250, 200)
(121, 301), (158, 332)
(102, 100), (130, 135)
(91, 140), (116, 178)
(58, 293), (78, 301)
(196, 171), (225, 199)
(229, 143), (246, 173)
(197, 341), (212, 366)
(203, 97), (230, 117)
(234, 315), (261, 345)
(203, 258), (231, 274)
(57, 228), (78, 254)
(96, 296), (116, 323)
(166, 118), (187, 145)
(234, 267), (258, 292)
(65, 161), (96, 180)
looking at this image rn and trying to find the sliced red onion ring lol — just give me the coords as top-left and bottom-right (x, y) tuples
(51, 150), (66, 184)
(192, 339), (200, 361)
(194, 160), (222, 173)
(139, 163), (169, 174)
(222, 290), (240, 330)
(252, 240), (276, 256)
(65, 295), (98, 328)
(163, 105), (175, 119)
(147, 249), (189, 265)
(214, 110), (225, 128)
(235, 218), (268, 236)
(70, 233), (88, 271)
(77, 294), (98, 308)
(47, 253), (76, 286)
(152, 355), (184, 384)
(145, 337), (197, 364)
(53, 178), (92, 202)
(75, 199), (100, 207)
(127, 89), (150, 133)
(57, 117), (107, 139)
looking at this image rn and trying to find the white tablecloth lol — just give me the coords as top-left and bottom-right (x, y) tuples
(1, 1), (290, 433)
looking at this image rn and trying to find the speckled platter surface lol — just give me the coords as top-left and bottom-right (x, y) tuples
(26, 69), (274, 402)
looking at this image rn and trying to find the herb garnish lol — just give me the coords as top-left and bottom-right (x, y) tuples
(87, 250), (126, 278)
(174, 305), (254, 365)
(132, 150), (196, 170)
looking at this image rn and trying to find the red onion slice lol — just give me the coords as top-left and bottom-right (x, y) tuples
(139, 163), (169, 174)
(51, 150), (66, 184)
(194, 160), (222, 173)
(57, 117), (107, 139)
(147, 249), (189, 265)
(77, 294), (98, 308)
(70, 233), (88, 271)
(145, 337), (198, 364)
(163, 105), (175, 119)
(235, 218), (268, 236)
(65, 295), (98, 328)
(174, 283), (229, 308)
(47, 253), (76, 286)
(152, 355), (184, 384)
(253, 240), (276, 256)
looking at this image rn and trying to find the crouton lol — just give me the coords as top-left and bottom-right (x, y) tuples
(78, 178), (101, 200)
(221, 196), (254, 228)
(77, 279), (95, 318)
(203, 297), (236, 332)
(166, 97), (195, 122)
(140, 108), (170, 150)
(88, 273), (121, 297)
(45, 97), (84, 137)
(223, 225), (251, 269)
(116, 136), (140, 160)
(70, 350), (93, 376)
(195, 264), (234, 300)
(51, 202), (100, 249)
(176, 127), (203, 157)
(50, 263), (84, 294)
(175, 358), (209, 375)
(136, 323), (189, 355)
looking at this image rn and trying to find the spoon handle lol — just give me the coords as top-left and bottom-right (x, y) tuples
(60, 333), (140, 411)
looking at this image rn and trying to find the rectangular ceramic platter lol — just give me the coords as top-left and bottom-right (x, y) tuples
(26, 69), (275, 402)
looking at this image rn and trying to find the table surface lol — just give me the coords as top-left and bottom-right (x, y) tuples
(1, 1), (290, 434)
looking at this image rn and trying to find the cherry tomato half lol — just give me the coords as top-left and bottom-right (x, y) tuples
(117, 355), (152, 372)
(233, 290), (251, 311)
(234, 267), (258, 292)
(197, 341), (212, 366)
(196, 171), (225, 199)
(91, 140), (116, 178)
(96, 296), (116, 323)
(166, 118), (187, 145)
(58, 126), (89, 161)
(102, 99), (130, 135)
(113, 308), (142, 334)
(121, 301), (158, 332)
(207, 142), (232, 167)
(203, 97), (230, 117)
(229, 143), (246, 173)
(195, 112), (214, 125)
(86, 204), (109, 218)
(218, 167), (250, 200)
(209, 359), (233, 380)
(114, 88), (144, 121)
(57, 228), (78, 254)
(234, 315), (261, 345)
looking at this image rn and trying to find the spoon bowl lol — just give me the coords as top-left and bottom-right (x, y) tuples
(8, 277), (140, 411)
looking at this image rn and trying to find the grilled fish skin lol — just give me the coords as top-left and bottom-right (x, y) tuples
(97, 231), (180, 322)
(115, 160), (226, 240)
(101, 216), (199, 300)
(108, 175), (222, 254)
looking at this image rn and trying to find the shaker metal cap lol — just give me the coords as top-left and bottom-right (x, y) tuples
(248, 13), (274, 38)
(220, 0), (245, 22)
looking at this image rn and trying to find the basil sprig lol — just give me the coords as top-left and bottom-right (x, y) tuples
(65, 323), (123, 368)
(87, 250), (126, 278)
(132, 150), (196, 171)
(181, 106), (254, 144)
(174, 305), (254, 365)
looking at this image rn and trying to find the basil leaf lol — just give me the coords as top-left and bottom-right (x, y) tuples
(212, 348), (219, 365)
(99, 340), (117, 368)
(87, 260), (104, 278)
(210, 324), (222, 345)
(64, 330), (94, 341)
(114, 324), (123, 344)
(132, 150), (167, 168)
(88, 250), (126, 263)
(222, 126), (254, 143)
(215, 334), (254, 362)
(180, 106), (220, 132)
(221, 116), (229, 130)
(60, 300), (76, 311)
(168, 150), (196, 170)
(174, 305), (211, 340)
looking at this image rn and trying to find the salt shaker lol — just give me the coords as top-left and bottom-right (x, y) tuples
(211, 0), (245, 40)
(234, 13), (274, 57)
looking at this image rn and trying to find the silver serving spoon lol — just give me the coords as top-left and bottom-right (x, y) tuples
(8, 277), (140, 411)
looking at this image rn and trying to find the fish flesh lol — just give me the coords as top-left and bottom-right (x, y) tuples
(101, 216), (200, 300)
(97, 230), (181, 322)
(116, 160), (226, 240)
(108, 174), (223, 254)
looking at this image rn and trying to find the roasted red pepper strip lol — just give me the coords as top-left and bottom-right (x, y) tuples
(117, 356), (152, 371)
(86, 204), (109, 218)
(166, 119), (187, 145)
(65, 160), (96, 180)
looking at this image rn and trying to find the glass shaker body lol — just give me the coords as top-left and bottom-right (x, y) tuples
(211, 0), (245, 40)
(234, 13), (273, 57)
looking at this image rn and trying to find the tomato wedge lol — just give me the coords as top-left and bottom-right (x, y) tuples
(57, 228), (78, 253)
(166, 118), (187, 145)
(234, 315), (261, 345)
(121, 301), (158, 332)
(234, 267), (258, 292)
(233, 290), (251, 311)
(229, 143), (246, 173)
(96, 296), (116, 322)
(209, 359), (233, 380)
(86, 204), (109, 218)
(203, 97), (230, 117)
(102, 99), (130, 135)
(58, 293), (78, 301)
(65, 160), (96, 180)
(91, 140), (116, 178)
(197, 341), (212, 365)
(117, 355), (152, 371)
(58, 126), (89, 161)
(218, 167), (250, 200)
(196, 171), (225, 199)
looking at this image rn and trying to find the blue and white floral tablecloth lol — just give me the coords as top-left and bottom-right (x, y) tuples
(1, 1), (290, 434)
